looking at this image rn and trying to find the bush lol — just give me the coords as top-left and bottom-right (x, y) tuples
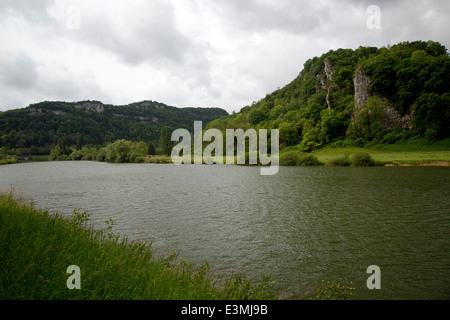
(280, 151), (300, 166)
(280, 151), (322, 166)
(69, 150), (86, 161)
(82, 153), (93, 161)
(56, 154), (70, 161)
(296, 154), (323, 166)
(134, 156), (144, 163)
(329, 154), (351, 166)
(351, 152), (375, 166)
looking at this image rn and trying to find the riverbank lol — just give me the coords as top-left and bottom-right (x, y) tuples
(311, 148), (450, 166)
(3, 151), (450, 167)
(0, 193), (276, 300)
(310, 137), (450, 166)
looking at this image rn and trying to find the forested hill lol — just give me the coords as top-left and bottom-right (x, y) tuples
(0, 100), (228, 154)
(207, 40), (450, 150)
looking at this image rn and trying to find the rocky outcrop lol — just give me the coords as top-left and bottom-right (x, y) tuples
(353, 65), (372, 110)
(321, 58), (335, 109)
(74, 101), (105, 113)
(353, 65), (413, 130)
(383, 106), (414, 130)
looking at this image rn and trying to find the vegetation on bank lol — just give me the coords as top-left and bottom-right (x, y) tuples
(0, 193), (277, 300)
(0, 153), (19, 165)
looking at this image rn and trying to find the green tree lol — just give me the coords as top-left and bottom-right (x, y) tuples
(278, 122), (300, 147)
(320, 109), (347, 143)
(147, 142), (156, 156)
(348, 97), (385, 140)
(413, 92), (449, 139)
(135, 141), (148, 157)
(76, 135), (82, 150)
(248, 109), (268, 125)
(159, 126), (173, 155)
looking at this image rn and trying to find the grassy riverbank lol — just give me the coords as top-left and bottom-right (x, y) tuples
(0, 193), (276, 300)
(312, 148), (450, 166)
(279, 137), (450, 166)
(3, 137), (449, 167)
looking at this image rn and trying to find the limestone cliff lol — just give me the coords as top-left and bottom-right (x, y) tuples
(353, 65), (413, 130)
(353, 66), (372, 110)
(321, 58), (335, 109)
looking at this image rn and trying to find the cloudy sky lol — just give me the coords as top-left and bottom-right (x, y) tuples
(0, 0), (449, 113)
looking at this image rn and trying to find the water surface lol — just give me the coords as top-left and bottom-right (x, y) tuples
(1, 161), (449, 299)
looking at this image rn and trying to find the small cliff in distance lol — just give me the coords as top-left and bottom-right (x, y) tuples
(208, 40), (450, 150)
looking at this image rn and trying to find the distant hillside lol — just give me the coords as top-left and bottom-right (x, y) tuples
(0, 100), (228, 154)
(207, 40), (450, 151)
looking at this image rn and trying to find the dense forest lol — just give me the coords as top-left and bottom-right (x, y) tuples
(207, 40), (450, 151)
(0, 100), (228, 156)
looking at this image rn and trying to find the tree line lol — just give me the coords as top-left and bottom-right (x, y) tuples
(0, 100), (228, 157)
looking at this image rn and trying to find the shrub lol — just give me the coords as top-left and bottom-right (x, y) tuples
(69, 150), (86, 161)
(279, 151), (300, 166)
(134, 156), (144, 163)
(351, 152), (375, 166)
(280, 152), (322, 166)
(56, 154), (70, 161)
(82, 153), (93, 161)
(329, 154), (351, 166)
(296, 154), (323, 166)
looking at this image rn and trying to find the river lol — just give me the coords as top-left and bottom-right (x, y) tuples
(1, 161), (449, 299)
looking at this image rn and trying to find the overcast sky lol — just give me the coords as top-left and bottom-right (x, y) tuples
(0, 0), (449, 113)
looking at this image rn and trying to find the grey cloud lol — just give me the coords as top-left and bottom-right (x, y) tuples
(205, 0), (330, 35)
(70, 1), (193, 65)
(0, 0), (53, 22)
(0, 53), (39, 89)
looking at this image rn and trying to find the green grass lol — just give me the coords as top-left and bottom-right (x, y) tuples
(0, 192), (277, 300)
(312, 147), (450, 165)
(310, 137), (450, 166)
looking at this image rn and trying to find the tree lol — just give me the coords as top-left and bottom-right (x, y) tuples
(348, 97), (385, 140)
(320, 109), (347, 143)
(413, 92), (449, 140)
(248, 109), (267, 125)
(278, 122), (300, 147)
(76, 135), (82, 150)
(135, 141), (148, 157)
(159, 126), (173, 155)
(148, 142), (156, 155)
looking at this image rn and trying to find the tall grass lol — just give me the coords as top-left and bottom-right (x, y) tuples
(0, 192), (276, 300)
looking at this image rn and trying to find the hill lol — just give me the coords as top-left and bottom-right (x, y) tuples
(0, 100), (228, 155)
(207, 40), (450, 152)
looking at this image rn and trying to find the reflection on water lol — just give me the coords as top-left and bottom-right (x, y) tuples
(1, 161), (449, 299)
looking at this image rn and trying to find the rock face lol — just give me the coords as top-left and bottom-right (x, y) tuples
(324, 58), (334, 81)
(383, 107), (413, 130)
(74, 101), (105, 113)
(353, 65), (413, 130)
(321, 58), (335, 109)
(353, 66), (372, 110)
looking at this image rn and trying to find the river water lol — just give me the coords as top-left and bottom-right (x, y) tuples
(1, 161), (449, 299)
